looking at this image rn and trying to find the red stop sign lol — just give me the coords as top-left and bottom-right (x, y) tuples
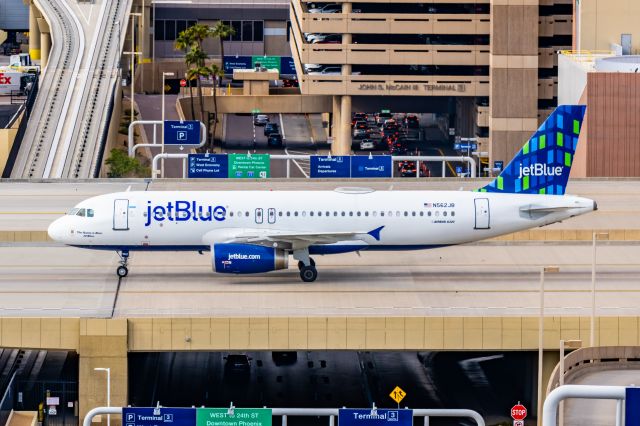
(180, 79), (187, 87)
(511, 404), (527, 420)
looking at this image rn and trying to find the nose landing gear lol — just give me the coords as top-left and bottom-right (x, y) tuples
(116, 250), (130, 278)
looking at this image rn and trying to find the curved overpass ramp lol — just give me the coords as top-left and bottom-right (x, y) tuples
(11, 0), (132, 179)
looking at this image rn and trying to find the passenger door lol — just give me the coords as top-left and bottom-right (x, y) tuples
(474, 198), (490, 229)
(113, 199), (129, 230)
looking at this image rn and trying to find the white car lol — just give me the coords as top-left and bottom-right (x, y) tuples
(359, 139), (375, 150)
(253, 114), (269, 126)
(304, 63), (324, 73)
(308, 3), (341, 13)
(308, 66), (341, 75)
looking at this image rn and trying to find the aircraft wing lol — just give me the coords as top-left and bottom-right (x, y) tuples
(202, 226), (384, 247)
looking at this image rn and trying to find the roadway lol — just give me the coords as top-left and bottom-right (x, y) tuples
(11, 0), (131, 179)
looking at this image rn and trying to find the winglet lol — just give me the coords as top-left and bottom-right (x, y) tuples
(367, 226), (385, 241)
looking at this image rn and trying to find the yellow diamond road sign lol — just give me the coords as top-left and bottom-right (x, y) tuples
(389, 386), (406, 404)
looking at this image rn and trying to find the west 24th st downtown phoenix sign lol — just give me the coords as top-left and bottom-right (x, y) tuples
(123, 408), (272, 426)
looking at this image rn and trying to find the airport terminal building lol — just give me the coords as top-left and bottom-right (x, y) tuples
(288, 0), (572, 160)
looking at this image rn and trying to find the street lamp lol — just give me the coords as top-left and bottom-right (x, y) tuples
(161, 72), (175, 177)
(123, 51), (141, 124)
(94, 368), (111, 426)
(538, 265), (560, 422)
(591, 231), (609, 347)
(559, 339), (582, 426)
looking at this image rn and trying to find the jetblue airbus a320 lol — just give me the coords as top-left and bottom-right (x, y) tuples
(48, 105), (596, 282)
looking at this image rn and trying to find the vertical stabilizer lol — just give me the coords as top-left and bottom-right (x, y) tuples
(479, 105), (586, 195)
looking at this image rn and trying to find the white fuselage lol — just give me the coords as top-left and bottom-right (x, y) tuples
(48, 189), (596, 251)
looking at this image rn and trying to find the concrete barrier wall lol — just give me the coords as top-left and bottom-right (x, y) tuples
(546, 346), (640, 396)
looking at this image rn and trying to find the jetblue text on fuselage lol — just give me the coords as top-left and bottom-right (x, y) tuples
(518, 163), (563, 179)
(144, 201), (226, 226)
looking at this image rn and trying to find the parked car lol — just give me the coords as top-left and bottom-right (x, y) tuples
(359, 139), (375, 150)
(308, 66), (341, 75)
(264, 122), (280, 136)
(253, 114), (269, 126)
(311, 34), (342, 44)
(304, 63), (324, 73)
(308, 3), (341, 13)
(268, 133), (284, 147)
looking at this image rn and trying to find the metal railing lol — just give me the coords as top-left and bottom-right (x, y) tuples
(83, 406), (485, 426)
(151, 153), (476, 179)
(543, 385), (626, 426)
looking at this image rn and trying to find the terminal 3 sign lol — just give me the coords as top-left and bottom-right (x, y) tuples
(355, 83), (467, 94)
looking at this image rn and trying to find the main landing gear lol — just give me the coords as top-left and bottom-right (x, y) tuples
(293, 249), (317, 282)
(116, 250), (130, 278)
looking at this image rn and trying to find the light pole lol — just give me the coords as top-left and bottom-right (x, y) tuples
(558, 339), (582, 426)
(538, 265), (560, 423)
(161, 72), (175, 178)
(123, 51), (141, 124)
(94, 368), (111, 426)
(591, 231), (609, 347)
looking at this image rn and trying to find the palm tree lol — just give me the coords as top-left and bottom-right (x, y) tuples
(175, 30), (196, 118)
(185, 47), (207, 122)
(176, 24), (211, 121)
(210, 21), (235, 66)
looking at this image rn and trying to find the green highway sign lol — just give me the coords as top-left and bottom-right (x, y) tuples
(197, 409), (272, 426)
(381, 109), (391, 113)
(252, 56), (280, 72)
(228, 154), (270, 178)
(251, 108), (261, 114)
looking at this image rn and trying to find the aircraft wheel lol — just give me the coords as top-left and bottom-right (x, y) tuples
(116, 265), (128, 278)
(297, 258), (315, 270)
(300, 266), (318, 283)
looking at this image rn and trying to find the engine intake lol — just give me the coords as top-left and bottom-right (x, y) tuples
(213, 243), (288, 274)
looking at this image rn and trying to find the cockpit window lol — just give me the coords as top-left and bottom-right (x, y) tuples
(87, 209), (94, 217)
(76, 208), (86, 217)
(67, 208), (79, 216)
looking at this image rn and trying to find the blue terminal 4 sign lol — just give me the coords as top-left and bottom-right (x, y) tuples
(339, 409), (412, 426)
(164, 121), (201, 146)
(351, 156), (392, 178)
(123, 408), (196, 426)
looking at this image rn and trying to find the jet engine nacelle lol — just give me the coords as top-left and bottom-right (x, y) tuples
(212, 243), (288, 274)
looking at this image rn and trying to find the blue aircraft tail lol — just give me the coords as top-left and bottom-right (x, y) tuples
(478, 105), (586, 195)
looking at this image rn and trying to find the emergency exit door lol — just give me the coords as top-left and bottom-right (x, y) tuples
(474, 198), (490, 229)
(113, 199), (129, 230)
(255, 208), (264, 224)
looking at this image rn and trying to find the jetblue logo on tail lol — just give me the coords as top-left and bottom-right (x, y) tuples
(518, 164), (563, 179)
(479, 105), (586, 195)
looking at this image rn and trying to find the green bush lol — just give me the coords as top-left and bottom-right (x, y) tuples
(105, 148), (149, 178)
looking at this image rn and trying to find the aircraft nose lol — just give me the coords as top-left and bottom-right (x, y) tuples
(47, 218), (64, 242)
